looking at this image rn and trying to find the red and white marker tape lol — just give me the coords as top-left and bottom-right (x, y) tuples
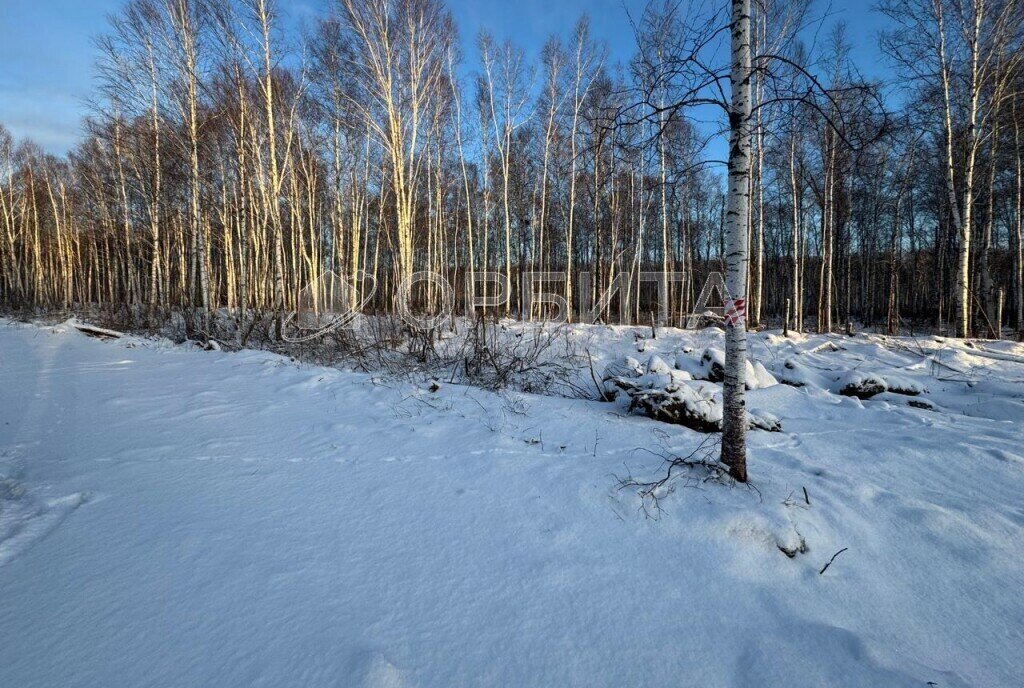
(724, 297), (746, 327)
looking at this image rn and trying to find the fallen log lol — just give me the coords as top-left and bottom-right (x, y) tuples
(73, 323), (123, 340)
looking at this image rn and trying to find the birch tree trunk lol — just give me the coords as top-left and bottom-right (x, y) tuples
(1015, 103), (1023, 339)
(819, 132), (835, 333)
(166, 0), (209, 332)
(535, 40), (562, 319)
(145, 37), (163, 317)
(887, 186), (904, 335)
(254, 0), (287, 338)
(722, 0), (752, 482)
(447, 48), (475, 316)
(936, 0), (978, 338)
(565, 49), (583, 322)
(980, 115), (999, 337)
(789, 134), (801, 333)
(751, 11), (765, 328)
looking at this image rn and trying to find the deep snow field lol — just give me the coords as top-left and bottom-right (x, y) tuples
(1, 317), (1023, 687)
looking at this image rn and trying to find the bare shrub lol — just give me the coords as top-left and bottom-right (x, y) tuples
(452, 316), (588, 395)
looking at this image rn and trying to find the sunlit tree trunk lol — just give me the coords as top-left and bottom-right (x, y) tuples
(1015, 101), (1023, 339)
(722, 0), (752, 482)
(789, 134), (802, 333)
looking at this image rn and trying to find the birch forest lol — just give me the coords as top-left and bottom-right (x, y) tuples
(1, 0), (1023, 342)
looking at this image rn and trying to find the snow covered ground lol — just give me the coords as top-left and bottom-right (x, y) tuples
(1, 318), (1023, 687)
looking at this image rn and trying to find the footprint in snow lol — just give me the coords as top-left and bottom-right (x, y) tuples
(0, 479), (89, 567)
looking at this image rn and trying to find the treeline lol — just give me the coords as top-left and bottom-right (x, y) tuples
(0, 0), (1022, 338)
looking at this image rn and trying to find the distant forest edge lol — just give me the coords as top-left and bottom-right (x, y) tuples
(0, 0), (1022, 340)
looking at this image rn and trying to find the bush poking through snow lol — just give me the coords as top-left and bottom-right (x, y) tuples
(456, 319), (586, 395)
(614, 437), (733, 519)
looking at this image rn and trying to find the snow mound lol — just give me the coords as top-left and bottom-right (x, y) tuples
(626, 381), (723, 432)
(601, 356), (644, 382)
(836, 371), (889, 399)
(832, 372), (924, 400)
(748, 360), (779, 390)
(773, 353), (929, 405)
(645, 354), (674, 376)
(673, 348), (778, 390)
(882, 374), (926, 396)
(603, 368), (694, 400)
(603, 352), (781, 433)
(748, 408), (782, 433)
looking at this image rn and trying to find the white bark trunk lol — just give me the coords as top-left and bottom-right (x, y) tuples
(1015, 106), (1023, 338)
(722, 0), (752, 482)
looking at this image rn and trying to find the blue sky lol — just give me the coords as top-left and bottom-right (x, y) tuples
(0, 0), (891, 155)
